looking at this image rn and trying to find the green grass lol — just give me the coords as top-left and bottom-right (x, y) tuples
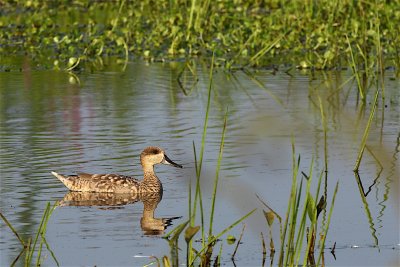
(0, 0), (399, 73)
(259, 148), (339, 267)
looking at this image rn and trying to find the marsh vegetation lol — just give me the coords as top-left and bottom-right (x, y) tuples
(0, 1), (399, 266)
(1, 0), (399, 73)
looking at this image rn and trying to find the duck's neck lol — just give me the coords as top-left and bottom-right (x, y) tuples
(141, 165), (162, 192)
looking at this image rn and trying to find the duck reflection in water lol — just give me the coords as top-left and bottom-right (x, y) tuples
(58, 191), (181, 235)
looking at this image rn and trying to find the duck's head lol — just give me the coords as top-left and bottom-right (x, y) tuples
(140, 146), (183, 168)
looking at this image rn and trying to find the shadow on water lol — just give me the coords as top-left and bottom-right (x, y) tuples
(58, 191), (181, 235)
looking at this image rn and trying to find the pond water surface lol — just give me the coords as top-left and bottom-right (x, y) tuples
(0, 57), (399, 266)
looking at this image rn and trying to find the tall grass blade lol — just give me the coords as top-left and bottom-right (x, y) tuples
(0, 212), (25, 247)
(209, 108), (228, 237)
(249, 34), (285, 66)
(24, 237), (32, 266)
(317, 181), (339, 266)
(354, 87), (380, 171)
(279, 139), (299, 266)
(192, 51), (215, 247)
(41, 236), (60, 267)
(260, 232), (266, 267)
(10, 248), (24, 267)
(295, 165), (315, 266)
(231, 224), (246, 259)
(197, 50), (215, 177)
(346, 35), (364, 101)
(27, 203), (50, 264)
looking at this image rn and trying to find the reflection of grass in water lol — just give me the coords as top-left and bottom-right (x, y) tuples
(0, 202), (58, 267)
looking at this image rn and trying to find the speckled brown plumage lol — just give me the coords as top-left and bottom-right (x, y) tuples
(51, 146), (182, 193)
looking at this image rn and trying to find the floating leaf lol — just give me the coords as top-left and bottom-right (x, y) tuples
(143, 50), (150, 58)
(116, 37), (125, 46)
(226, 235), (236, 245)
(299, 60), (308, 69)
(67, 57), (78, 68)
(324, 50), (334, 60)
(53, 60), (59, 70)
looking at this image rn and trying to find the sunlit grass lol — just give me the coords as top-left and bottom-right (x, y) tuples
(0, 0), (398, 74)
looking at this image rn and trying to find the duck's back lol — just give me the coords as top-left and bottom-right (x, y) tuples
(52, 172), (140, 193)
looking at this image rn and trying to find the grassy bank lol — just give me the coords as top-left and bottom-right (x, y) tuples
(0, 0), (399, 72)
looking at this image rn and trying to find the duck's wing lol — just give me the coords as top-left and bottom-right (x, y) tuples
(74, 172), (93, 179)
(52, 171), (140, 193)
(77, 173), (141, 193)
(76, 173), (138, 182)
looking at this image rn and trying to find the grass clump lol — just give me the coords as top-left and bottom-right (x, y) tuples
(259, 146), (339, 267)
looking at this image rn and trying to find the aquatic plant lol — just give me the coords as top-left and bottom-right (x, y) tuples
(0, 202), (58, 267)
(159, 52), (255, 265)
(0, 0), (399, 73)
(156, 54), (340, 266)
(258, 146), (339, 267)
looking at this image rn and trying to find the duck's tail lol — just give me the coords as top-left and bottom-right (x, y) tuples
(51, 171), (73, 188)
(51, 171), (64, 181)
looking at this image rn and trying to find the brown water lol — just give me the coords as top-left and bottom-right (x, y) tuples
(0, 57), (399, 266)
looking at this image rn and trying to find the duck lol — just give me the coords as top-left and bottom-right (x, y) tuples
(51, 146), (182, 193)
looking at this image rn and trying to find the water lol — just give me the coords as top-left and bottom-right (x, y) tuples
(1, 57), (399, 266)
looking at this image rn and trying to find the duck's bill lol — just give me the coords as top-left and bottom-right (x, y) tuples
(163, 154), (183, 168)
